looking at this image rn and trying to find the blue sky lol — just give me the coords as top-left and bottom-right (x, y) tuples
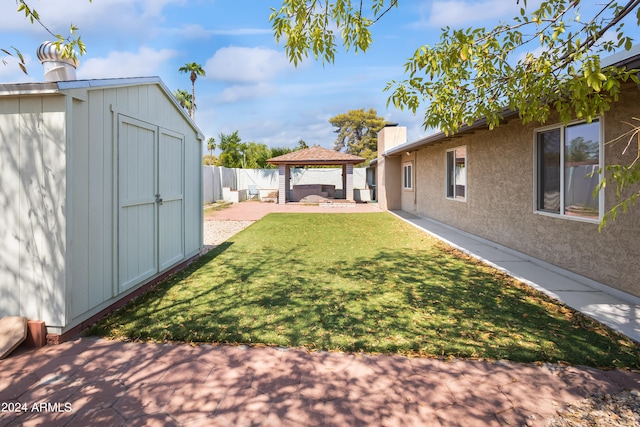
(0, 1), (637, 151)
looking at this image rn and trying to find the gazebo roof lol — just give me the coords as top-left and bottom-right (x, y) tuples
(267, 145), (365, 166)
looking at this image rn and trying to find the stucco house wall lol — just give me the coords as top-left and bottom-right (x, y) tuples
(377, 126), (405, 211)
(385, 85), (640, 297)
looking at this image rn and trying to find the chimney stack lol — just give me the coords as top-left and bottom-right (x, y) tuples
(37, 41), (78, 82)
(377, 124), (406, 156)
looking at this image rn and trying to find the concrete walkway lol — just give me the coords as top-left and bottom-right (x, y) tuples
(2, 203), (640, 426)
(390, 210), (640, 344)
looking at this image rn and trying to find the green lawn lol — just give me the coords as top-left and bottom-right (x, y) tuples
(87, 212), (640, 369)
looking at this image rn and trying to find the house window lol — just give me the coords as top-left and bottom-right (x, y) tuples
(535, 120), (601, 220)
(446, 147), (466, 201)
(403, 162), (413, 190)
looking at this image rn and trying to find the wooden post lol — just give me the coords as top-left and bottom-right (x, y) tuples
(345, 164), (354, 201)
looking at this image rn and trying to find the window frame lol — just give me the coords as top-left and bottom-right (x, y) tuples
(445, 146), (467, 202)
(533, 118), (604, 223)
(403, 161), (413, 191)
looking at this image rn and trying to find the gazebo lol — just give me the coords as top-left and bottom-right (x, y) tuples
(267, 146), (365, 204)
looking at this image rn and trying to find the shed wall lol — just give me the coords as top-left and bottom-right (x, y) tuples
(66, 83), (202, 329)
(0, 81), (202, 335)
(0, 95), (67, 326)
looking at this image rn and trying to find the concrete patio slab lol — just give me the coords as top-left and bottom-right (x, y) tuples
(1, 338), (639, 426)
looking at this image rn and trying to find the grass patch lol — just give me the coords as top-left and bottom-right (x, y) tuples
(203, 200), (232, 214)
(87, 213), (640, 369)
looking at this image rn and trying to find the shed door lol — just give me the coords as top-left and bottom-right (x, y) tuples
(118, 116), (158, 291)
(158, 129), (185, 271)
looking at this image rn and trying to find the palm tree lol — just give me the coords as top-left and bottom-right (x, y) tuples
(206, 137), (216, 159)
(178, 62), (205, 120)
(172, 89), (192, 112)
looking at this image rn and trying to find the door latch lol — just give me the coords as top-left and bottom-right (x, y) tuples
(155, 193), (163, 205)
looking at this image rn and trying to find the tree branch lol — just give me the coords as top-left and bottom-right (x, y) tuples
(373, 0), (398, 23)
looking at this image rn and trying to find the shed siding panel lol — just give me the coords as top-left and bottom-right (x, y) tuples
(18, 98), (43, 321)
(0, 96), (67, 326)
(102, 89), (117, 301)
(41, 97), (67, 327)
(69, 98), (90, 320)
(0, 98), (22, 319)
(84, 93), (101, 310)
(184, 130), (202, 256)
(87, 90), (109, 308)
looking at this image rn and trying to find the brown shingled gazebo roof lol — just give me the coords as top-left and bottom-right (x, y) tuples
(267, 145), (365, 166)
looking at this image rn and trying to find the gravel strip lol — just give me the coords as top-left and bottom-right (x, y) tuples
(201, 220), (254, 253)
(547, 390), (640, 426)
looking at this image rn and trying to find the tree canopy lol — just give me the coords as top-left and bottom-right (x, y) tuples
(215, 132), (311, 168)
(270, 0), (640, 223)
(217, 132), (273, 169)
(270, 1), (639, 134)
(173, 89), (193, 112)
(329, 108), (387, 161)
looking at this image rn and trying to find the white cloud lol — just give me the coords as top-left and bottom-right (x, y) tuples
(161, 23), (271, 42)
(167, 24), (213, 39)
(0, 0), (184, 40)
(516, 46), (546, 62)
(217, 83), (277, 103)
(0, 55), (37, 83)
(139, 0), (187, 19)
(77, 47), (178, 79)
(211, 28), (272, 36)
(1, 0), (124, 31)
(205, 46), (293, 83)
(415, 0), (529, 28)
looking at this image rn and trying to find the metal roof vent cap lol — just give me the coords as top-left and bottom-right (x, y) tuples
(37, 41), (78, 82)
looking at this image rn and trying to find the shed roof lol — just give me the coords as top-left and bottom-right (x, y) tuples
(267, 145), (365, 165)
(0, 76), (204, 139)
(0, 76), (162, 96)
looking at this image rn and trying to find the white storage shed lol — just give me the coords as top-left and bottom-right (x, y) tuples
(0, 74), (204, 340)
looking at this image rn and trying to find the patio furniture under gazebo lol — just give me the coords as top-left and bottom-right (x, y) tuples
(267, 146), (365, 204)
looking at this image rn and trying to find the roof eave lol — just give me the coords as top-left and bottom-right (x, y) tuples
(267, 160), (365, 166)
(0, 82), (60, 96)
(385, 109), (519, 157)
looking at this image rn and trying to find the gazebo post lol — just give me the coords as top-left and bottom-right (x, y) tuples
(345, 163), (354, 201)
(285, 165), (291, 202)
(278, 164), (287, 204)
(341, 165), (347, 199)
